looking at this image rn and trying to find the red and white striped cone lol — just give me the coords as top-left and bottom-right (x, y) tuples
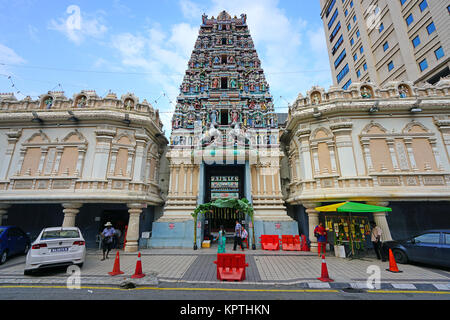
(131, 252), (145, 279)
(317, 255), (334, 282)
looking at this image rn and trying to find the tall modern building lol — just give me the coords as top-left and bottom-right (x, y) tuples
(320, 0), (450, 89)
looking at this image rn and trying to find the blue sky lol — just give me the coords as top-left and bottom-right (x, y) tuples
(0, 0), (332, 134)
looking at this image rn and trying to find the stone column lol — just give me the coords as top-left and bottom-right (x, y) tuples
(303, 202), (321, 253)
(0, 204), (11, 226)
(125, 203), (144, 252)
(366, 201), (393, 241)
(0, 130), (21, 179)
(387, 139), (400, 171)
(61, 203), (83, 227)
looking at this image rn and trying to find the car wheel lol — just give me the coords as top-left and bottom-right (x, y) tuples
(0, 250), (7, 265)
(76, 263), (84, 268)
(393, 249), (408, 264)
(24, 269), (33, 276)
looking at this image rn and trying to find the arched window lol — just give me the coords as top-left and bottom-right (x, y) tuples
(360, 85), (374, 98)
(41, 96), (53, 109)
(75, 95), (87, 108)
(398, 84), (412, 98)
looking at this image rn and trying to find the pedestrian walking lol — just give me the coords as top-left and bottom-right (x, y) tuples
(113, 228), (122, 249)
(100, 222), (116, 261)
(370, 221), (383, 261)
(314, 222), (327, 256)
(240, 225), (248, 251)
(233, 220), (244, 251)
(214, 225), (226, 253)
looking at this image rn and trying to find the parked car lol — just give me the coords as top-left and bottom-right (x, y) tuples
(24, 227), (86, 275)
(0, 226), (31, 265)
(382, 229), (450, 268)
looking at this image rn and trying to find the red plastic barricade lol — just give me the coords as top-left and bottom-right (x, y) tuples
(213, 253), (248, 281)
(300, 234), (310, 251)
(260, 235), (280, 251)
(282, 235), (301, 251)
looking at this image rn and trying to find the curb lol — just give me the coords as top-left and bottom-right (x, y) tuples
(0, 276), (448, 292)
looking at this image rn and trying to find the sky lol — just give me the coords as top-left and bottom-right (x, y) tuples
(0, 0), (332, 135)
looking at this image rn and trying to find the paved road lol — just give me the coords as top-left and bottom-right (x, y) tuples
(0, 283), (449, 301)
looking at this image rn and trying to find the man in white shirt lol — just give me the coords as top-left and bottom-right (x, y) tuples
(371, 221), (383, 260)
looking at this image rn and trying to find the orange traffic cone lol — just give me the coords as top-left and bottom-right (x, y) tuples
(317, 255), (334, 282)
(108, 251), (124, 276)
(386, 249), (403, 273)
(131, 252), (145, 279)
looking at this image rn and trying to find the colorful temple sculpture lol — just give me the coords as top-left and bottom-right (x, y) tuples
(150, 11), (298, 248)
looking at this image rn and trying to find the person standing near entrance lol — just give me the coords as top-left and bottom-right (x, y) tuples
(233, 220), (244, 251)
(314, 222), (327, 256)
(215, 225), (226, 253)
(240, 225), (248, 251)
(100, 222), (116, 261)
(370, 221), (383, 261)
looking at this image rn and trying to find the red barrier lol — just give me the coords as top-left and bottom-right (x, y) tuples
(260, 235), (280, 251)
(293, 235), (301, 251)
(282, 235), (301, 251)
(213, 253), (248, 281)
(301, 234), (310, 251)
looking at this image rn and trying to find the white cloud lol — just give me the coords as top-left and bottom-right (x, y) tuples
(48, 7), (108, 45)
(180, 0), (204, 20)
(0, 43), (26, 76)
(0, 43), (26, 66)
(110, 22), (199, 132)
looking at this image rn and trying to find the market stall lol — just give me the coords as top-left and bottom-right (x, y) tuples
(315, 202), (392, 258)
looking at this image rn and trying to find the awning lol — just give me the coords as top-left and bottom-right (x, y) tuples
(315, 201), (392, 213)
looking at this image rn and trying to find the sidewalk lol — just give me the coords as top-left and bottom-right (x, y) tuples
(0, 244), (449, 291)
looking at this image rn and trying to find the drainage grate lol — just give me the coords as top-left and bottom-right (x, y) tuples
(341, 287), (365, 293)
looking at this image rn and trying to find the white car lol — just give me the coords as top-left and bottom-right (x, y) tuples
(24, 227), (86, 275)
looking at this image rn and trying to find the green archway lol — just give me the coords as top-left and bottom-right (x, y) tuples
(191, 198), (255, 250)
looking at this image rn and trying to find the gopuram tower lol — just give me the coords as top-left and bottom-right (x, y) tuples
(150, 11), (297, 248)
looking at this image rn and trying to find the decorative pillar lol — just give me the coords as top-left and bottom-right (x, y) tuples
(0, 204), (11, 226)
(52, 146), (64, 175)
(75, 146), (87, 177)
(37, 146), (48, 175)
(125, 203), (144, 252)
(14, 147), (27, 176)
(296, 129), (313, 180)
(429, 138), (443, 171)
(126, 149), (135, 177)
(361, 139), (374, 173)
(303, 202), (321, 253)
(0, 129), (21, 179)
(366, 201), (393, 241)
(61, 203), (83, 227)
(386, 139), (399, 171)
(328, 142), (338, 174)
(404, 138), (418, 171)
(92, 127), (115, 179)
(133, 136), (148, 182)
(331, 123), (357, 177)
(311, 146), (320, 176)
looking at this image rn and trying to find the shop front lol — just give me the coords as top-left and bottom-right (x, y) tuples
(315, 202), (392, 258)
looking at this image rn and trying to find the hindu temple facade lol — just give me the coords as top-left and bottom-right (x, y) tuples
(0, 90), (168, 252)
(150, 11), (298, 248)
(283, 79), (450, 252)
